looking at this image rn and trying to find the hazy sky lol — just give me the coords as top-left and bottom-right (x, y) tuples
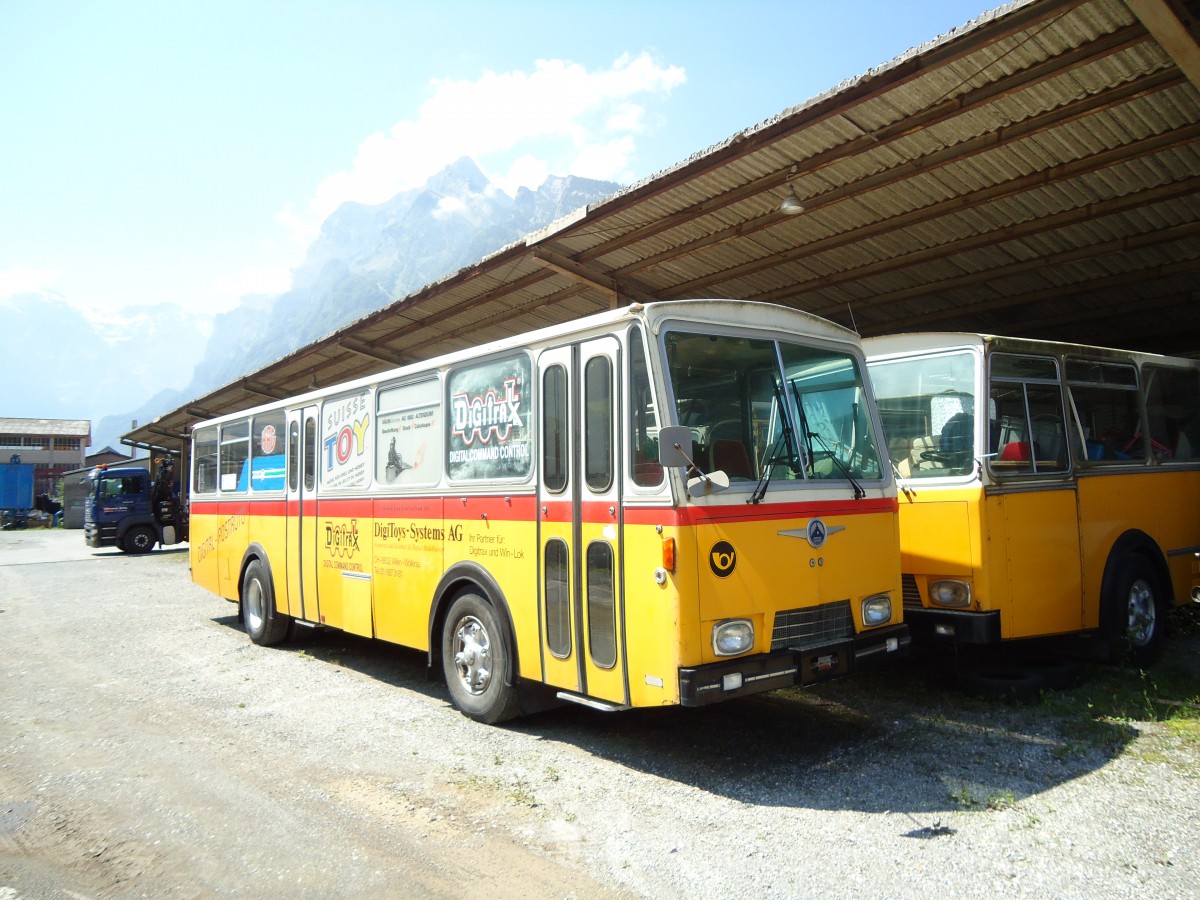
(0, 0), (999, 321)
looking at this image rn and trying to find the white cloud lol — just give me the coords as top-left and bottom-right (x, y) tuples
(0, 265), (59, 298)
(491, 154), (550, 198)
(432, 196), (467, 220)
(280, 52), (686, 243)
(212, 266), (294, 306)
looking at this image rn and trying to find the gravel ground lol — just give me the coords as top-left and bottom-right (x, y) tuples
(1, 529), (1198, 898)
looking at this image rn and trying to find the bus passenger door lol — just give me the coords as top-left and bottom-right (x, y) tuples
(537, 339), (627, 705)
(285, 406), (320, 622)
(996, 486), (1082, 638)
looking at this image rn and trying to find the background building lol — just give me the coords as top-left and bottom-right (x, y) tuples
(0, 418), (91, 497)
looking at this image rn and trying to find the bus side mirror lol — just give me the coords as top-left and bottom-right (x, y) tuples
(657, 426), (730, 496)
(657, 426), (693, 467)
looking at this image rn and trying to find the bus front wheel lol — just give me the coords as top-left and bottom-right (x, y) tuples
(242, 559), (289, 647)
(1103, 554), (1167, 667)
(442, 592), (520, 724)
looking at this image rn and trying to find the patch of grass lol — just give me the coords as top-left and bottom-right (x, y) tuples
(950, 783), (1017, 812)
(986, 789), (1017, 811)
(950, 783), (978, 809)
(508, 779), (538, 807)
(1040, 642), (1200, 759)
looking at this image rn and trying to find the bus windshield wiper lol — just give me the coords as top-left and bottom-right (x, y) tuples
(749, 379), (803, 504)
(749, 430), (788, 504)
(789, 380), (865, 500)
(807, 429), (866, 500)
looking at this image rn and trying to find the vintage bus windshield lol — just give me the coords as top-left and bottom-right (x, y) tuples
(868, 350), (977, 478)
(663, 330), (883, 486)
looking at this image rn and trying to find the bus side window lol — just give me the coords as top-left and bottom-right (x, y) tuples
(1144, 365), (1200, 462)
(627, 327), (663, 487)
(1066, 359), (1141, 463)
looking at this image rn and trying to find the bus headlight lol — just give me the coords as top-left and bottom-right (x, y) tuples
(712, 619), (754, 656)
(929, 579), (972, 608)
(861, 594), (893, 627)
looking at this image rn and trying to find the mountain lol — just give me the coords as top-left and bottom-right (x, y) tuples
(0, 294), (210, 440)
(190, 158), (620, 392)
(33, 159), (620, 451)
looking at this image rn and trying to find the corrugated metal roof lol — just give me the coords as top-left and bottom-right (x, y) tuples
(1, 418), (92, 438)
(127, 0), (1200, 453)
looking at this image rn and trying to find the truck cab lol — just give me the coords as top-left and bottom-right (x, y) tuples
(83, 460), (188, 553)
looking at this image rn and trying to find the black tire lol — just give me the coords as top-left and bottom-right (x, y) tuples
(957, 664), (1047, 703)
(441, 591), (520, 724)
(122, 525), (156, 554)
(1102, 554), (1167, 667)
(1012, 655), (1086, 692)
(242, 558), (289, 647)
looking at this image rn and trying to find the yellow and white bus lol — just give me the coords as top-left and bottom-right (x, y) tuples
(188, 300), (908, 722)
(865, 333), (1200, 665)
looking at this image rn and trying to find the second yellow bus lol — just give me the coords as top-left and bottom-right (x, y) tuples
(866, 332), (1200, 666)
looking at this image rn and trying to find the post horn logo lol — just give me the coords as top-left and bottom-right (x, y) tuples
(709, 540), (736, 577)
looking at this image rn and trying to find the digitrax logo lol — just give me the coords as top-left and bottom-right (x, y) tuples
(324, 518), (361, 558)
(709, 540), (736, 577)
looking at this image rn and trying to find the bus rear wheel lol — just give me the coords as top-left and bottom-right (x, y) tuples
(242, 559), (289, 646)
(442, 592), (520, 724)
(1103, 554), (1167, 667)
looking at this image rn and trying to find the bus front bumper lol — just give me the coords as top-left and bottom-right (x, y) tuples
(903, 608), (1001, 644)
(677, 623), (911, 707)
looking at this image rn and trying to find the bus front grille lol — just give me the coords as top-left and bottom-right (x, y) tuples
(902, 574), (923, 609)
(771, 600), (853, 651)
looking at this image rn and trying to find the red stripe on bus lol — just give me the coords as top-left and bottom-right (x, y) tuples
(190, 493), (894, 526)
(623, 497), (896, 526)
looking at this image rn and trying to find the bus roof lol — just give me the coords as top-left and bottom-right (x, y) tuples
(863, 332), (1199, 368)
(192, 299), (861, 429)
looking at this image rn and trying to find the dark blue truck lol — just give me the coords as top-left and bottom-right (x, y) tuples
(83, 458), (188, 553)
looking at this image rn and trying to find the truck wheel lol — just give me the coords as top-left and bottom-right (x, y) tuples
(242, 559), (289, 646)
(1102, 554), (1167, 667)
(123, 526), (156, 554)
(441, 592), (520, 724)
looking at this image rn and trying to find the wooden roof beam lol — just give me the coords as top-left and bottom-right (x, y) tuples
(1128, 0), (1200, 91)
(531, 248), (655, 305)
(239, 379), (287, 401)
(336, 338), (406, 367)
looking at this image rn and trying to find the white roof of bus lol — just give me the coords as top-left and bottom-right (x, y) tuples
(194, 299), (860, 428)
(864, 332), (1199, 366)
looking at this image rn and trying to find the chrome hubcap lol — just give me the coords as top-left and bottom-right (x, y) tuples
(245, 580), (264, 633)
(452, 615), (492, 695)
(1126, 578), (1156, 647)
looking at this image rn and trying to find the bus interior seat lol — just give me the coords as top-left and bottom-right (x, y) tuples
(633, 451), (664, 482)
(939, 412), (972, 456)
(887, 437), (913, 476)
(711, 439), (754, 480)
(903, 435), (941, 474)
(1032, 417), (1065, 465)
(998, 440), (1031, 461)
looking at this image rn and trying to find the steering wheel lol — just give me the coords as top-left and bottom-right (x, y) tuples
(920, 449), (969, 467)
